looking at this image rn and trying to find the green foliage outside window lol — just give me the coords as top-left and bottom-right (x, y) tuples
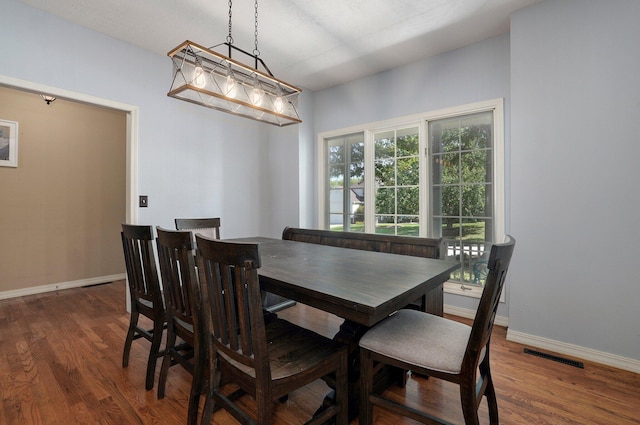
(374, 131), (420, 233)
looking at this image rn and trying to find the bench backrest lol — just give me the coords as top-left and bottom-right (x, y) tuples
(282, 226), (445, 260)
(281, 227), (447, 315)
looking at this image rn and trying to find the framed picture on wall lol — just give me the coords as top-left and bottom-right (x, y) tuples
(0, 119), (19, 167)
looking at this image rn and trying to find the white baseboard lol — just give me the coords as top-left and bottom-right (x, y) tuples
(0, 274), (126, 300)
(445, 304), (639, 373)
(506, 329), (640, 374)
(444, 304), (509, 327)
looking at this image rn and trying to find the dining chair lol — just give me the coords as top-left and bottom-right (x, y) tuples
(121, 224), (166, 391)
(193, 235), (349, 425)
(358, 236), (515, 425)
(174, 217), (221, 240)
(155, 227), (202, 405)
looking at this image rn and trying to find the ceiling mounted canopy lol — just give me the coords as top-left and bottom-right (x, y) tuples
(41, 94), (56, 105)
(167, 0), (301, 127)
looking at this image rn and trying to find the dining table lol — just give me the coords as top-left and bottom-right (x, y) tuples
(231, 236), (460, 419)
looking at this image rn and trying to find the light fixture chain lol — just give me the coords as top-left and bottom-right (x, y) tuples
(227, 0), (234, 44)
(253, 0), (260, 57)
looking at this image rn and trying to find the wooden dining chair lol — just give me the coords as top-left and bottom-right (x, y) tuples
(193, 235), (349, 425)
(175, 217), (221, 240)
(358, 236), (515, 425)
(121, 224), (166, 391)
(155, 227), (202, 404)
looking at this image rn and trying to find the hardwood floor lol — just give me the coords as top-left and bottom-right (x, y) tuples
(1, 280), (638, 425)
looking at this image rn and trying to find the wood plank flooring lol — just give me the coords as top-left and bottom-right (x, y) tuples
(1, 280), (638, 425)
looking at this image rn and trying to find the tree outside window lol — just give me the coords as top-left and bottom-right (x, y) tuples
(430, 111), (493, 285)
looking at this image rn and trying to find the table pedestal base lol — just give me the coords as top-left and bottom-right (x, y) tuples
(316, 319), (405, 422)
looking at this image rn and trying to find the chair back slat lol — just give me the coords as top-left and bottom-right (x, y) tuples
(464, 236), (515, 371)
(233, 263), (253, 355)
(204, 259), (226, 345)
(196, 235), (265, 371)
(221, 261), (240, 351)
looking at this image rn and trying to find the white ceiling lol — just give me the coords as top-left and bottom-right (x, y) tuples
(20, 0), (541, 91)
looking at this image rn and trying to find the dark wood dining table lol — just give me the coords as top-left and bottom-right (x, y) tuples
(231, 236), (460, 419)
(234, 237), (459, 325)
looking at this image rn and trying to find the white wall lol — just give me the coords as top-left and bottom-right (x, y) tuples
(263, 123), (301, 238)
(0, 0), (300, 240)
(312, 35), (511, 134)
(296, 90), (317, 228)
(311, 34), (512, 317)
(510, 0), (640, 364)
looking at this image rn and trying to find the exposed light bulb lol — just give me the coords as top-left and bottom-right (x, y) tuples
(251, 77), (263, 106)
(274, 95), (285, 113)
(273, 84), (286, 113)
(193, 65), (206, 88)
(251, 87), (264, 106)
(225, 72), (237, 98)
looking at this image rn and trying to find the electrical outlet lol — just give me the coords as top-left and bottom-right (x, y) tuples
(139, 195), (148, 207)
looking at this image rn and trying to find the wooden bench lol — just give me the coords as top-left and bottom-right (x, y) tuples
(281, 226), (447, 316)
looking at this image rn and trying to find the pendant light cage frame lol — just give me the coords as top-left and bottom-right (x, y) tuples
(167, 39), (302, 126)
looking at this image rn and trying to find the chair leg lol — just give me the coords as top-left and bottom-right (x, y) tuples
(484, 374), (499, 425)
(359, 349), (374, 425)
(145, 319), (164, 391)
(122, 311), (139, 368)
(187, 371), (203, 425)
(200, 359), (219, 425)
(157, 324), (177, 399)
(460, 388), (481, 425)
(256, 388), (273, 425)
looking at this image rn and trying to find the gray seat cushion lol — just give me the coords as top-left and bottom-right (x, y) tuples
(359, 309), (472, 374)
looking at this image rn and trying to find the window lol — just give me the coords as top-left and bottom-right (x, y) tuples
(326, 133), (365, 231)
(429, 111), (495, 288)
(374, 127), (421, 236)
(319, 99), (504, 297)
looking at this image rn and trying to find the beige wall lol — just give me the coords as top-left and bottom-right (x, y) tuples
(0, 86), (126, 294)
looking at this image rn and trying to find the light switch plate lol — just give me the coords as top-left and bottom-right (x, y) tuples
(139, 195), (148, 207)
